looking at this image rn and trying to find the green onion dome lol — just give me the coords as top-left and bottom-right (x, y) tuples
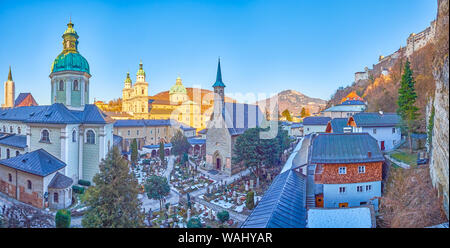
(51, 52), (90, 74)
(169, 77), (187, 94)
(51, 20), (90, 75)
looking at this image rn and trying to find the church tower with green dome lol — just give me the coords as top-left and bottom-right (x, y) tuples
(50, 20), (91, 109)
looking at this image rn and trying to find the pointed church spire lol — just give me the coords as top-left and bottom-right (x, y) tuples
(8, 66), (12, 81)
(212, 57), (226, 87)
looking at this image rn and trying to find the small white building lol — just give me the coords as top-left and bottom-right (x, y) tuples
(348, 112), (402, 151)
(322, 100), (366, 119)
(303, 117), (331, 135)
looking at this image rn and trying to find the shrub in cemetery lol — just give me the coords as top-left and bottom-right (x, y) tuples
(187, 217), (202, 228)
(217, 210), (230, 223)
(246, 191), (255, 210)
(72, 185), (85, 194)
(55, 209), (71, 228)
(78, 179), (91, 187)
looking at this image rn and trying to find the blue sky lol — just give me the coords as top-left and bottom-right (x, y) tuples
(0, 0), (437, 105)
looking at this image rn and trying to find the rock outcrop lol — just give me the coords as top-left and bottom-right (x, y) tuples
(429, 0), (449, 219)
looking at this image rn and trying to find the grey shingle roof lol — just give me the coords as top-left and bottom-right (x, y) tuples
(341, 100), (366, 105)
(187, 138), (205, 145)
(0, 103), (111, 124)
(310, 133), (384, 164)
(350, 112), (401, 127)
(113, 119), (172, 127)
(303, 116), (331, 126)
(0, 134), (27, 148)
(241, 169), (307, 228)
(0, 149), (66, 176)
(323, 104), (366, 112)
(329, 118), (350, 133)
(48, 172), (73, 189)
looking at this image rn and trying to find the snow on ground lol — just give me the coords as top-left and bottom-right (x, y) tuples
(307, 207), (373, 228)
(234, 204), (245, 213)
(211, 199), (233, 209)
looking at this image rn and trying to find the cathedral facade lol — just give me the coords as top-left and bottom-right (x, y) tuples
(121, 62), (151, 119)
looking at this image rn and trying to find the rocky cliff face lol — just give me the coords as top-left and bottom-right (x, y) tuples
(430, 0), (449, 219)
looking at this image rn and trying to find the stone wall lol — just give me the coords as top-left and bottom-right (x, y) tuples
(429, 0), (449, 220)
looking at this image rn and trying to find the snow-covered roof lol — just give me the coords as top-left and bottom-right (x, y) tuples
(307, 206), (375, 228)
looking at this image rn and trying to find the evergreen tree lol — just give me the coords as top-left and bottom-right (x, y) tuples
(170, 130), (191, 157)
(397, 60), (419, 152)
(300, 107), (306, 118)
(281, 109), (293, 121)
(159, 141), (165, 162)
(82, 146), (145, 228)
(232, 127), (289, 182)
(245, 191), (255, 210)
(130, 138), (139, 165)
(144, 175), (171, 213)
(55, 209), (71, 228)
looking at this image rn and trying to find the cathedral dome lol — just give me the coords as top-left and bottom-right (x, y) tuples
(169, 77), (187, 94)
(51, 52), (90, 74)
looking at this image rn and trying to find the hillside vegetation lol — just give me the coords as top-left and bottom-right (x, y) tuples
(328, 43), (436, 132)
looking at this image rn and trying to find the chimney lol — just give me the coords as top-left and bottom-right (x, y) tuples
(368, 151), (372, 158)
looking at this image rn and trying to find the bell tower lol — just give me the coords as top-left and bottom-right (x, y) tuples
(50, 19), (91, 109)
(212, 58), (226, 114)
(2, 66), (15, 108)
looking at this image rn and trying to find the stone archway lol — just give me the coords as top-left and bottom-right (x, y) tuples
(213, 151), (223, 171)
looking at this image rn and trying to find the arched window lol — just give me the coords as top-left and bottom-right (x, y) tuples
(17, 127), (21, 134)
(6, 149), (10, 159)
(85, 82), (88, 92)
(8, 173), (12, 182)
(9, 126), (13, 133)
(73, 80), (79, 91)
(59, 80), (64, 91)
(15, 151), (19, 156)
(54, 192), (59, 203)
(40, 129), (50, 143)
(27, 180), (32, 190)
(72, 130), (77, 142)
(108, 141), (111, 152)
(86, 130), (95, 144)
